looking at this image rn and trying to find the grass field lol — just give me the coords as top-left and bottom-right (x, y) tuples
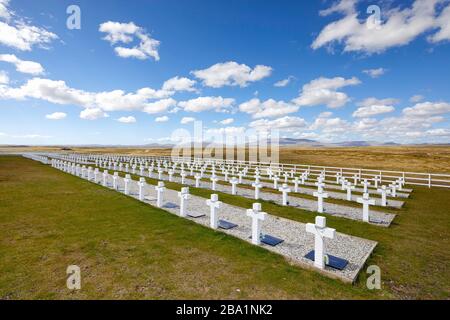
(0, 156), (449, 299)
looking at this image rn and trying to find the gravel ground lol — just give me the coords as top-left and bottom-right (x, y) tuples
(150, 171), (396, 227)
(51, 161), (378, 283)
(198, 172), (405, 208)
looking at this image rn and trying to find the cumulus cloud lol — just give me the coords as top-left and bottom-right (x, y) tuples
(0, 0), (58, 51)
(219, 118), (234, 125)
(117, 116), (136, 123)
(312, 0), (450, 54)
(99, 21), (160, 61)
(180, 117), (195, 124)
(274, 76), (295, 87)
(410, 95), (425, 103)
(45, 112), (66, 120)
(162, 76), (197, 92)
(80, 108), (108, 120)
(0, 54), (44, 75)
(249, 116), (307, 132)
(0, 77), (176, 116)
(352, 97), (398, 117)
(239, 98), (299, 119)
(310, 111), (351, 133)
(293, 76), (360, 108)
(205, 126), (246, 136)
(155, 115), (169, 122)
(178, 96), (234, 112)
(402, 101), (450, 117)
(192, 61), (272, 88)
(0, 70), (8, 84)
(362, 68), (386, 78)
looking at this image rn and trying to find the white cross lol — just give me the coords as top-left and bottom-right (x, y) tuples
(229, 177), (238, 195)
(305, 216), (335, 270)
(273, 175), (280, 189)
(178, 187), (189, 217)
(357, 193), (376, 222)
(377, 185), (390, 207)
(206, 194), (222, 229)
(210, 174), (219, 191)
(315, 181), (325, 193)
(102, 170), (108, 187)
(137, 177), (146, 201)
(335, 172), (341, 184)
(293, 177), (299, 193)
(373, 175), (381, 188)
(112, 172), (119, 190)
(124, 174), (131, 195)
(148, 167), (154, 178)
(224, 170), (229, 182)
(278, 183), (291, 206)
(345, 182), (355, 201)
(340, 177), (347, 190)
(180, 171), (187, 184)
(313, 190), (328, 213)
(252, 181), (263, 200)
(238, 171), (244, 184)
(389, 183), (397, 197)
(353, 174), (359, 185)
(362, 179), (371, 193)
(87, 167), (92, 181)
(283, 172), (289, 183)
(194, 173), (201, 188)
(155, 181), (165, 208)
(168, 170), (174, 182)
(158, 169), (163, 180)
(246, 203), (267, 245)
(125, 164), (129, 173)
(93, 168), (99, 182)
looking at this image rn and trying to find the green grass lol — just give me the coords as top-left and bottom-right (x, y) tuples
(0, 156), (449, 299)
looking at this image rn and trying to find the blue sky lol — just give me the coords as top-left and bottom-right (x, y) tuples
(0, 0), (449, 145)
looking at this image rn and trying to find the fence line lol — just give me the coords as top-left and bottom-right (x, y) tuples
(30, 153), (450, 189)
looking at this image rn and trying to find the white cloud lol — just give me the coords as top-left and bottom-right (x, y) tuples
(178, 96), (234, 112)
(180, 117), (195, 124)
(312, 0), (450, 54)
(219, 118), (234, 125)
(293, 76), (360, 108)
(0, 0), (11, 20)
(426, 128), (450, 137)
(410, 95), (425, 103)
(192, 61), (272, 88)
(249, 116), (307, 132)
(274, 76), (294, 87)
(99, 21), (160, 61)
(155, 115), (169, 122)
(162, 76), (197, 92)
(80, 108), (108, 120)
(45, 112), (66, 120)
(362, 68), (386, 78)
(117, 116), (136, 123)
(239, 98), (299, 119)
(0, 70), (8, 84)
(402, 101), (450, 117)
(353, 97), (398, 118)
(0, 54), (44, 75)
(0, 77), (175, 115)
(0, 0), (57, 51)
(310, 112), (350, 133)
(142, 98), (177, 114)
(428, 4), (450, 43)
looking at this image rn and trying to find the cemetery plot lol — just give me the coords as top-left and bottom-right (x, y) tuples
(45, 157), (378, 283)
